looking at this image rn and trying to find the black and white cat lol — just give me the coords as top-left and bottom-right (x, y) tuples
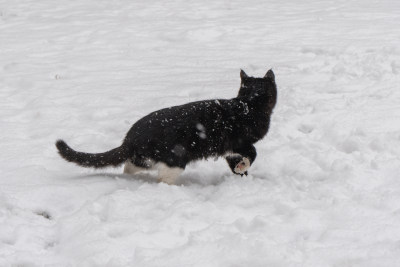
(56, 69), (277, 184)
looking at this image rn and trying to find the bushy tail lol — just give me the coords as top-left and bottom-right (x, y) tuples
(55, 140), (130, 168)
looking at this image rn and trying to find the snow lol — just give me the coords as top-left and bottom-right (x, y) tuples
(1, 0), (400, 266)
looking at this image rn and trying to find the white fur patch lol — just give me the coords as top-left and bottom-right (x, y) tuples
(123, 160), (148, 175)
(234, 157), (250, 174)
(156, 162), (183, 185)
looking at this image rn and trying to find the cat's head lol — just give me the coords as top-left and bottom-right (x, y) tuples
(238, 69), (277, 110)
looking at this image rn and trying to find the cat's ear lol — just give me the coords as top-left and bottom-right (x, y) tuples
(240, 69), (248, 79)
(264, 69), (275, 82)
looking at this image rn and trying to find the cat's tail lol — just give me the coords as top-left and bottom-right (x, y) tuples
(55, 140), (131, 168)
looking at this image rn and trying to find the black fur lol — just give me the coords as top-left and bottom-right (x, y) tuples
(55, 140), (130, 168)
(56, 69), (277, 175)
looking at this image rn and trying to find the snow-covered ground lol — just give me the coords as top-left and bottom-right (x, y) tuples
(1, 0), (400, 266)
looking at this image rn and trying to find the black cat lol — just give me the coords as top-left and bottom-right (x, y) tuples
(56, 69), (277, 184)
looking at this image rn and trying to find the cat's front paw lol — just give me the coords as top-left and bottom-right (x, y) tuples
(233, 157), (250, 175)
(226, 155), (251, 176)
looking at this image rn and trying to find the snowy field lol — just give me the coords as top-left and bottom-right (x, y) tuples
(1, 0), (400, 266)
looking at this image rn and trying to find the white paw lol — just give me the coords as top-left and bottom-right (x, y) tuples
(234, 157), (250, 174)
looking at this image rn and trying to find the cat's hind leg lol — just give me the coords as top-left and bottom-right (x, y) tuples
(123, 160), (147, 175)
(156, 162), (184, 185)
(123, 157), (154, 175)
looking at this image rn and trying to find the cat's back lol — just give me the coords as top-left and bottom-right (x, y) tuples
(125, 99), (232, 142)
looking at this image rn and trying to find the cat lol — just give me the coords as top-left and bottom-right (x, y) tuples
(56, 69), (277, 184)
